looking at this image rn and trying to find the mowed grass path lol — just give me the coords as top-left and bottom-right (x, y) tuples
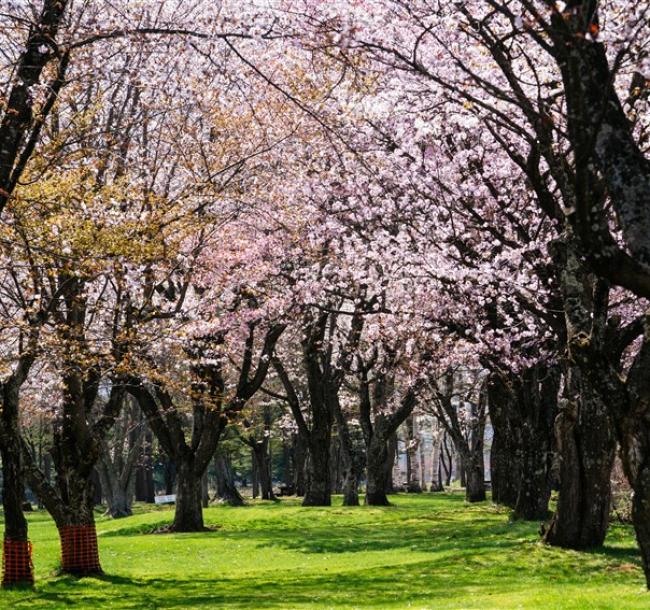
(0, 493), (647, 609)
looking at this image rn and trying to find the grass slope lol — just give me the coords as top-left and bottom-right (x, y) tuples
(0, 493), (646, 609)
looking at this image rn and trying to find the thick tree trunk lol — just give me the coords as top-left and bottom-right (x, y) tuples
(334, 399), (359, 506)
(215, 453), (244, 506)
(1, 434), (33, 587)
(489, 428), (519, 507)
(465, 453), (486, 503)
(503, 365), (558, 521)
(54, 473), (102, 576)
(514, 434), (552, 520)
(108, 488), (131, 519)
(172, 457), (204, 532)
(488, 375), (520, 507)
(303, 431), (331, 506)
(545, 375), (614, 548)
(98, 459), (132, 518)
(366, 433), (391, 506)
(341, 464), (359, 506)
(252, 443), (275, 501)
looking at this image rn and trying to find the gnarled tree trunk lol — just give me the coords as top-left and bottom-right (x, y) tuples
(544, 372), (614, 548)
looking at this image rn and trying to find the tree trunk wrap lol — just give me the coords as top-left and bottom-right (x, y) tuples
(2, 539), (33, 586)
(59, 525), (101, 575)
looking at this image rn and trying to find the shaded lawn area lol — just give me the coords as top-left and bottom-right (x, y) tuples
(0, 492), (647, 609)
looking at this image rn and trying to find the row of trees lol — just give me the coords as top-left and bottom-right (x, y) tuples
(1, 0), (649, 592)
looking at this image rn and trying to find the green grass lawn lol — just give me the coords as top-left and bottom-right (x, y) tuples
(0, 493), (646, 609)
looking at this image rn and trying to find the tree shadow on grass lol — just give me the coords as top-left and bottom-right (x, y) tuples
(18, 548), (645, 610)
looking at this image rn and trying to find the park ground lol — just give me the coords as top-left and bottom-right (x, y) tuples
(0, 492), (647, 609)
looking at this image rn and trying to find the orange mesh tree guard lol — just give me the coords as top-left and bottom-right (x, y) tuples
(59, 524), (102, 575)
(2, 538), (34, 586)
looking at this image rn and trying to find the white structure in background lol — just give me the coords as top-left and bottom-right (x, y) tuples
(154, 494), (176, 505)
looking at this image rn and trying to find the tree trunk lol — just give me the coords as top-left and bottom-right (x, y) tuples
(631, 466), (650, 589)
(163, 456), (176, 496)
(98, 461), (132, 518)
(252, 443), (275, 501)
(419, 439), (427, 491)
(465, 453), (486, 502)
(458, 451), (466, 487)
(545, 373), (615, 548)
(384, 432), (397, 495)
(511, 365), (558, 521)
(330, 436), (342, 494)
(172, 457), (204, 532)
(282, 438), (294, 493)
(215, 452), (244, 506)
(302, 405), (332, 506)
(303, 429), (331, 506)
(293, 433), (307, 496)
(443, 434), (453, 486)
(488, 374), (521, 508)
(109, 488), (131, 519)
(514, 432), (552, 520)
(334, 399), (360, 506)
(405, 416), (422, 493)
(201, 471), (209, 508)
(365, 432), (391, 506)
(1, 433), (33, 587)
(135, 427), (155, 503)
(54, 473), (102, 576)
(251, 449), (259, 499)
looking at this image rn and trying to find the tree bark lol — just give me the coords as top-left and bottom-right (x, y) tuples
(465, 452), (486, 502)
(1, 433), (32, 586)
(512, 366), (558, 521)
(201, 471), (209, 508)
(333, 396), (360, 506)
(384, 432), (397, 495)
(251, 449), (259, 499)
(215, 452), (244, 506)
(293, 433), (307, 496)
(365, 432), (391, 506)
(252, 443), (275, 501)
(303, 428), (332, 506)
(488, 375), (520, 507)
(405, 416), (422, 493)
(545, 373), (614, 548)
(173, 456), (205, 532)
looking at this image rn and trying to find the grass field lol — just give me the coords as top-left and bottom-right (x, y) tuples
(0, 493), (647, 609)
